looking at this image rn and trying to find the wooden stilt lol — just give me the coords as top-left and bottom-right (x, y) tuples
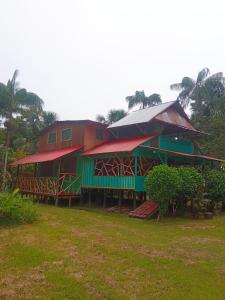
(103, 189), (106, 208)
(79, 189), (83, 206)
(55, 197), (59, 206)
(133, 191), (137, 209)
(88, 190), (91, 208)
(118, 190), (122, 213)
(69, 197), (72, 208)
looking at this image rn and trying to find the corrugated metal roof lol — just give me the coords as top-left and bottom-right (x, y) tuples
(82, 134), (156, 156)
(108, 101), (176, 128)
(10, 146), (83, 166)
(140, 145), (225, 162)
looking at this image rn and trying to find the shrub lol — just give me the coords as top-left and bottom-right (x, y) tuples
(177, 167), (204, 199)
(145, 165), (182, 220)
(204, 170), (225, 203)
(0, 190), (39, 225)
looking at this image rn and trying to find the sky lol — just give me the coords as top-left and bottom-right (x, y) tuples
(0, 0), (225, 120)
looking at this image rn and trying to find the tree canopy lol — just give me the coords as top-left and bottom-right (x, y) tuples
(126, 91), (162, 110)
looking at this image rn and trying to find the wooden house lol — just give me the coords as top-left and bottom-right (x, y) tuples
(11, 101), (223, 207)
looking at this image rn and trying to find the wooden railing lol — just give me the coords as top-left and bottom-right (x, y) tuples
(17, 174), (81, 196)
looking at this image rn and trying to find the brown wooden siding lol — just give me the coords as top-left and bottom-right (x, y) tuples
(37, 123), (108, 152)
(83, 125), (108, 151)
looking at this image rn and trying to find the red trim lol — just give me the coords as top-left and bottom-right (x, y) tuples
(140, 145), (224, 162)
(10, 146), (83, 166)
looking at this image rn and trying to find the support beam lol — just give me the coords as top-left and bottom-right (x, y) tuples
(118, 190), (122, 213)
(88, 190), (91, 208)
(69, 197), (72, 208)
(103, 189), (106, 208)
(133, 191), (137, 209)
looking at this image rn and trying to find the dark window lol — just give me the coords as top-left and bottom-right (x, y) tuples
(62, 128), (72, 141)
(61, 157), (76, 174)
(96, 128), (104, 140)
(48, 132), (56, 144)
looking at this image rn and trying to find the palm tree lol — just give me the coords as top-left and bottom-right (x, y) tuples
(107, 109), (127, 124)
(96, 114), (106, 124)
(0, 70), (44, 190)
(126, 91), (162, 110)
(170, 68), (225, 109)
(96, 109), (127, 125)
(42, 111), (58, 128)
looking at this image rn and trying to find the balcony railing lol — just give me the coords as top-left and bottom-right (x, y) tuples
(17, 173), (80, 196)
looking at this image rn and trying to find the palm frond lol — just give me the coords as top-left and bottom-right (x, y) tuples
(147, 93), (162, 107)
(196, 68), (210, 83)
(170, 83), (182, 91)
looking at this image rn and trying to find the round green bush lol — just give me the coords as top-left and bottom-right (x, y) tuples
(204, 170), (225, 202)
(145, 165), (182, 218)
(177, 167), (204, 200)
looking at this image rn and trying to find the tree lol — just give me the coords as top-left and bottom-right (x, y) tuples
(126, 91), (162, 110)
(96, 114), (106, 124)
(0, 70), (44, 190)
(96, 109), (127, 125)
(170, 68), (225, 109)
(107, 109), (127, 124)
(193, 114), (225, 159)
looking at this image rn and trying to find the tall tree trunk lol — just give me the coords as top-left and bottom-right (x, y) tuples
(2, 129), (10, 191)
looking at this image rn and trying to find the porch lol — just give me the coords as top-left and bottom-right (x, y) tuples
(10, 146), (83, 205)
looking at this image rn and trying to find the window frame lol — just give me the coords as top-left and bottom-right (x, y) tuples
(61, 128), (72, 142)
(48, 131), (57, 144)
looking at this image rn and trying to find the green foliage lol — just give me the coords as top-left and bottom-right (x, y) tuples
(126, 90), (162, 110)
(96, 109), (127, 125)
(204, 169), (225, 202)
(170, 68), (225, 109)
(193, 114), (225, 159)
(177, 167), (204, 199)
(0, 190), (39, 224)
(145, 165), (182, 218)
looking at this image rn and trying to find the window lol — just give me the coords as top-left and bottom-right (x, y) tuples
(96, 128), (104, 140)
(48, 132), (56, 144)
(62, 128), (72, 141)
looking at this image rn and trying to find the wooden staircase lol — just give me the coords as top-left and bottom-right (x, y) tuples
(129, 200), (158, 219)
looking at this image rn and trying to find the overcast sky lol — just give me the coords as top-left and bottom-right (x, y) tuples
(0, 0), (225, 120)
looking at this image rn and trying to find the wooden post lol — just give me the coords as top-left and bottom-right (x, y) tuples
(55, 159), (61, 207)
(133, 191), (137, 209)
(69, 197), (72, 208)
(88, 190), (91, 208)
(118, 190), (122, 213)
(79, 189), (83, 206)
(103, 189), (106, 208)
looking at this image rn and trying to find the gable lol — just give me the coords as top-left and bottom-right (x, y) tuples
(155, 107), (194, 130)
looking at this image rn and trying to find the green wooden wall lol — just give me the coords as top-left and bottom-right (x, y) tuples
(159, 135), (193, 154)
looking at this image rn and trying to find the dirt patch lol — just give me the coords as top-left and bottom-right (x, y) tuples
(179, 236), (225, 244)
(0, 260), (63, 299)
(178, 224), (216, 230)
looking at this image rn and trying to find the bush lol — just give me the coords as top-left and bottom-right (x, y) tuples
(204, 170), (225, 203)
(177, 167), (204, 199)
(145, 165), (182, 220)
(0, 190), (39, 224)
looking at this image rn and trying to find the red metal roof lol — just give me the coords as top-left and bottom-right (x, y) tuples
(140, 145), (225, 162)
(82, 134), (156, 156)
(10, 146), (83, 166)
(129, 201), (158, 219)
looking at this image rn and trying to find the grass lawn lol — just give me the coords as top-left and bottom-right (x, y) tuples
(1, 205), (225, 299)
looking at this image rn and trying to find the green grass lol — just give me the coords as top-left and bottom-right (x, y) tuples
(1, 205), (225, 299)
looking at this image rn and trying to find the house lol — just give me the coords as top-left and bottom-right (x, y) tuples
(11, 101), (223, 207)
